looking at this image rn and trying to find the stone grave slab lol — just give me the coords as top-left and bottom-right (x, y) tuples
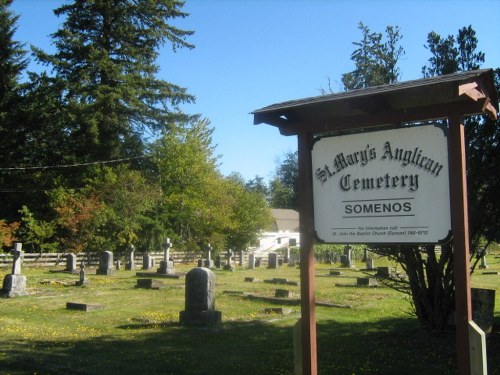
(66, 302), (105, 312)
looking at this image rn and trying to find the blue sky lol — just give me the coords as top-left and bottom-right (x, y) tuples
(10, 0), (500, 182)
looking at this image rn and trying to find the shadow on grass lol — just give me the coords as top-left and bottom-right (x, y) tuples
(1, 317), (499, 375)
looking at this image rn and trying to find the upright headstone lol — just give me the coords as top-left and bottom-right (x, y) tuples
(96, 251), (114, 275)
(268, 252), (279, 269)
(77, 263), (88, 286)
(1, 243), (28, 297)
(143, 253), (153, 270)
(284, 247), (291, 263)
(65, 253), (77, 273)
(238, 250), (244, 267)
(362, 248), (368, 262)
(344, 245), (353, 263)
(365, 257), (375, 271)
(214, 255), (221, 268)
(126, 244), (135, 270)
(179, 267), (222, 326)
(158, 238), (175, 275)
(223, 249), (234, 271)
(248, 253), (256, 269)
(471, 288), (495, 334)
(479, 255), (488, 269)
(204, 243), (214, 268)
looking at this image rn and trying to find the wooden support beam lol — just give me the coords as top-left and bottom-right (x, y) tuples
(448, 115), (472, 375)
(297, 131), (317, 375)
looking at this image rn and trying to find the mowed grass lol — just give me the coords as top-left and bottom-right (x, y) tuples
(0, 252), (499, 375)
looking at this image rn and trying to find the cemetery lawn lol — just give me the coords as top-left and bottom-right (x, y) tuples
(1, 253), (499, 375)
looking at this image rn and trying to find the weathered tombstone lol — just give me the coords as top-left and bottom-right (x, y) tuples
(284, 247), (291, 263)
(214, 255), (221, 268)
(376, 266), (390, 278)
(197, 259), (204, 267)
(248, 253), (255, 269)
(238, 249), (244, 267)
(136, 278), (164, 289)
(96, 251), (114, 275)
(179, 267), (222, 326)
(142, 253), (153, 270)
(203, 243), (214, 268)
(356, 277), (378, 287)
(157, 238), (175, 275)
(65, 253), (77, 272)
(365, 257), (375, 271)
(340, 255), (351, 268)
(344, 245), (353, 265)
(479, 255), (488, 269)
(268, 252), (279, 269)
(76, 263), (88, 286)
(115, 259), (121, 270)
(255, 257), (261, 267)
(362, 248), (368, 262)
(471, 288), (495, 334)
(126, 244), (135, 270)
(1, 242), (28, 297)
(223, 249), (234, 271)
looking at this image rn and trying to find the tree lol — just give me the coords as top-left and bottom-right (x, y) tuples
(269, 151), (298, 209)
(30, 0), (195, 163)
(17, 205), (57, 254)
(224, 174), (272, 251)
(0, 0), (31, 221)
(340, 22), (404, 91)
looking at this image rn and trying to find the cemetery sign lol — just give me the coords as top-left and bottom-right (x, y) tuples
(312, 124), (451, 244)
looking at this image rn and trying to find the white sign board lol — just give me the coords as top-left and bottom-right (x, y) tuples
(312, 124), (451, 244)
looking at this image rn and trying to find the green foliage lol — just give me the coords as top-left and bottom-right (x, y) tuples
(269, 151), (298, 209)
(17, 205), (58, 253)
(341, 22), (404, 90)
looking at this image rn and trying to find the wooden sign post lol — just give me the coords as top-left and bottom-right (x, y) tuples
(253, 69), (498, 375)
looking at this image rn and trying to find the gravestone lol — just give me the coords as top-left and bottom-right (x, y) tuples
(1, 242), (28, 297)
(65, 253), (77, 272)
(214, 255), (221, 268)
(223, 249), (234, 271)
(471, 288), (495, 334)
(126, 245), (135, 270)
(268, 252), (279, 269)
(96, 251), (114, 275)
(203, 244), (214, 268)
(469, 321), (488, 375)
(376, 266), (390, 278)
(284, 247), (291, 263)
(197, 259), (204, 267)
(479, 255), (488, 269)
(179, 267), (222, 326)
(238, 250), (244, 267)
(136, 278), (164, 289)
(340, 255), (351, 268)
(157, 238), (175, 275)
(248, 253), (256, 269)
(143, 253), (154, 270)
(76, 263), (88, 286)
(255, 257), (261, 267)
(365, 258), (375, 271)
(115, 260), (121, 270)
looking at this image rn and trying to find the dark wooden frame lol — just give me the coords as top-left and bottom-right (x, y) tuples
(253, 69), (498, 375)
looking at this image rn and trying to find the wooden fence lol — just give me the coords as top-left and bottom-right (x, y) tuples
(0, 251), (250, 268)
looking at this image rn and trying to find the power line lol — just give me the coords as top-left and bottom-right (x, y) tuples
(0, 155), (150, 172)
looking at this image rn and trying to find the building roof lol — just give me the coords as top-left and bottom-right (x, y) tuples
(253, 69), (498, 136)
(269, 208), (299, 232)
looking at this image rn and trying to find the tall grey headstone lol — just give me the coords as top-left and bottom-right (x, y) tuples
(1, 243), (28, 297)
(268, 252), (279, 269)
(179, 267), (221, 326)
(223, 249), (234, 271)
(126, 244), (135, 270)
(284, 247), (291, 263)
(143, 253), (153, 270)
(248, 253), (255, 269)
(65, 253), (77, 272)
(365, 257), (375, 270)
(238, 250), (244, 267)
(158, 238), (175, 274)
(204, 243), (214, 268)
(96, 251), (114, 275)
